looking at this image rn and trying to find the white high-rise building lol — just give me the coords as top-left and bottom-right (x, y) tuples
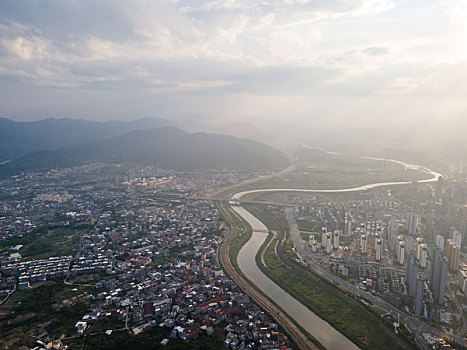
(398, 242), (405, 265)
(375, 233), (381, 250)
(333, 231), (340, 249)
(312, 240), (317, 253)
(326, 232), (332, 254)
(436, 234), (445, 252)
(396, 235), (404, 259)
(453, 231), (462, 249)
(376, 239), (382, 261)
(416, 238), (424, 260)
(321, 227), (327, 248)
(361, 234), (367, 254)
(419, 244), (427, 268)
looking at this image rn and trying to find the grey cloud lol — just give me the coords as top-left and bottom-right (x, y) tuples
(362, 46), (390, 56)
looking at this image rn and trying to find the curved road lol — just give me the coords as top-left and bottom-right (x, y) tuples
(231, 153), (442, 349)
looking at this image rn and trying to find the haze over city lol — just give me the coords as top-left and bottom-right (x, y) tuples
(0, 2), (466, 350)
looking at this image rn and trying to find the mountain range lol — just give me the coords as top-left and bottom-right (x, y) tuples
(0, 118), (287, 178)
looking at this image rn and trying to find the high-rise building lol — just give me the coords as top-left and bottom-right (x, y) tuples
(419, 244), (427, 268)
(438, 257), (448, 305)
(374, 232), (380, 250)
(333, 230), (340, 249)
(445, 239), (460, 271)
(361, 234), (367, 254)
(430, 247), (447, 305)
(406, 252), (419, 297)
(398, 241), (405, 265)
(407, 213), (418, 235)
(430, 247), (441, 288)
(453, 230), (462, 249)
(436, 176), (443, 201)
(415, 275), (425, 317)
(388, 218), (399, 251)
(416, 238), (424, 260)
(326, 232), (332, 254)
(345, 219), (352, 235)
(321, 227), (327, 248)
(435, 234), (445, 252)
(312, 240), (317, 253)
(396, 235), (404, 259)
(376, 239), (382, 261)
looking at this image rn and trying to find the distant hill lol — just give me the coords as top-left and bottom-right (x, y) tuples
(0, 127), (288, 178)
(0, 117), (176, 161)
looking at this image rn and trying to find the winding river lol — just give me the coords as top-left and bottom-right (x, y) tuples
(231, 153), (442, 350)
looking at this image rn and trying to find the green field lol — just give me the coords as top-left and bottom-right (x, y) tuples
(0, 225), (86, 260)
(0, 282), (94, 348)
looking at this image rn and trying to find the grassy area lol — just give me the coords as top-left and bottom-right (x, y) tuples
(296, 219), (322, 232)
(0, 282), (93, 348)
(0, 225), (85, 260)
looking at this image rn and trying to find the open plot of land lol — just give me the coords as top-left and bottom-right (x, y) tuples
(0, 226), (85, 260)
(0, 282), (93, 348)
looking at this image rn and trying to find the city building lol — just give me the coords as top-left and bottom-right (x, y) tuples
(326, 232), (332, 254)
(453, 230), (462, 249)
(361, 234), (367, 254)
(430, 247), (448, 305)
(398, 241), (405, 265)
(333, 230), (339, 249)
(376, 239), (382, 261)
(436, 176), (443, 201)
(445, 239), (460, 272)
(311, 240), (317, 253)
(321, 227), (327, 248)
(406, 252), (419, 297)
(407, 213), (418, 235)
(415, 275), (425, 317)
(419, 244), (427, 268)
(416, 238), (424, 260)
(435, 234), (445, 252)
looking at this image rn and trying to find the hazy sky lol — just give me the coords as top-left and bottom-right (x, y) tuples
(1, 0), (467, 129)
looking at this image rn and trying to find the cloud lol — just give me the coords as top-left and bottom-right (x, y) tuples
(0, 0), (466, 123)
(362, 46), (390, 56)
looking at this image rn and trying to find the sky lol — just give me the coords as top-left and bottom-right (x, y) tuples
(1, 0), (467, 140)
